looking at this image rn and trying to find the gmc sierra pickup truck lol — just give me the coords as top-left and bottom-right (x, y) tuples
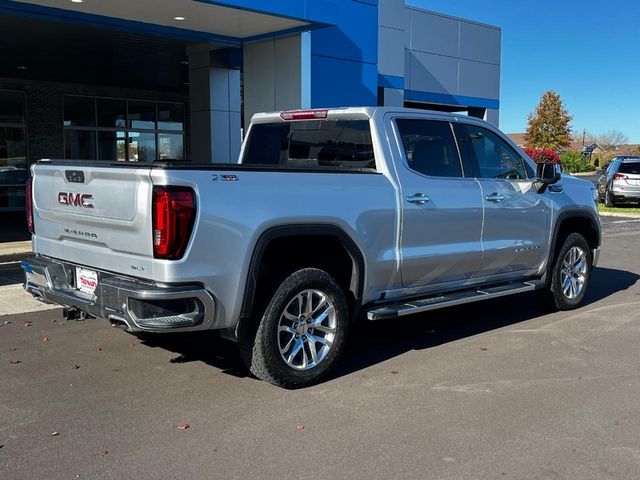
(22, 107), (601, 388)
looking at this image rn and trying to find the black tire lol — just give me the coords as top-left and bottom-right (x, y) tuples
(541, 233), (592, 311)
(605, 190), (615, 207)
(239, 268), (349, 388)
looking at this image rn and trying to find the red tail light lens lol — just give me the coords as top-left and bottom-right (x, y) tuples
(613, 173), (628, 180)
(152, 186), (196, 260)
(26, 176), (34, 234)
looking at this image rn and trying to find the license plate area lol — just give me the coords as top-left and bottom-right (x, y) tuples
(76, 267), (98, 295)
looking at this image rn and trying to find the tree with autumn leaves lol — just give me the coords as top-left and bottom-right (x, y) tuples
(525, 90), (572, 150)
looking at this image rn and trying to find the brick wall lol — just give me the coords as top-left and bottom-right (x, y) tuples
(0, 77), (189, 163)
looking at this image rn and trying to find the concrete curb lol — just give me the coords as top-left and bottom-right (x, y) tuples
(0, 240), (32, 264)
(599, 213), (640, 219)
(572, 171), (599, 177)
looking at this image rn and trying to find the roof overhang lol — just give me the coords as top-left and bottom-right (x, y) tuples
(4, 0), (322, 44)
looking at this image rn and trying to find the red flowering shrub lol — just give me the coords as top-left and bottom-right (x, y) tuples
(522, 147), (560, 164)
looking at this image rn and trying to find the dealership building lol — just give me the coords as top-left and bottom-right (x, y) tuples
(0, 0), (501, 228)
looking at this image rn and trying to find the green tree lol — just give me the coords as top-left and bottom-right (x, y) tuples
(525, 90), (573, 150)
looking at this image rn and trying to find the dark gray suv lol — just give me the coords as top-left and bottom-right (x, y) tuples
(598, 156), (640, 206)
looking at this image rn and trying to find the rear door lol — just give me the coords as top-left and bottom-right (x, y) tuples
(453, 122), (550, 278)
(391, 117), (483, 288)
(32, 163), (155, 278)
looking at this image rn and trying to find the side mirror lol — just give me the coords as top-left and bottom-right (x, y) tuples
(535, 163), (561, 193)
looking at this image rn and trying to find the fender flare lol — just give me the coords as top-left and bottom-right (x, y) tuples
(545, 209), (601, 277)
(236, 224), (366, 341)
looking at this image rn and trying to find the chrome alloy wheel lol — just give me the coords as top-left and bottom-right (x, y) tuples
(560, 246), (587, 299)
(277, 289), (337, 370)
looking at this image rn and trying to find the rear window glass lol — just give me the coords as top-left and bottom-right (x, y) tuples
(619, 162), (640, 174)
(242, 120), (375, 169)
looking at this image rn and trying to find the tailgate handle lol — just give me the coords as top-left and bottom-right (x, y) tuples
(65, 170), (85, 183)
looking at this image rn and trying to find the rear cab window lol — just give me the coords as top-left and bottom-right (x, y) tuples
(242, 119), (375, 170)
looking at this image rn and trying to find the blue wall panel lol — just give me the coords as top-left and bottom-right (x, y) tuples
(310, 55), (377, 107)
(307, 0), (378, 107)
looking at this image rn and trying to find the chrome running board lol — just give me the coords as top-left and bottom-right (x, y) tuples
(366, 282), (536, 321)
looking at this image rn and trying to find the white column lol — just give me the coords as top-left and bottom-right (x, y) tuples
(188, 46), (241, 163)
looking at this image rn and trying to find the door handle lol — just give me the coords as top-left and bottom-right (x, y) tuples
(485, 192), (505, 203)
(406, 193), (430, 205)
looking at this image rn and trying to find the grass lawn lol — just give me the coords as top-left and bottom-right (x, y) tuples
(598, 203), (640, 215)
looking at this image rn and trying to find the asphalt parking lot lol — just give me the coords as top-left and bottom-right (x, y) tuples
(2, 216), (640, 480)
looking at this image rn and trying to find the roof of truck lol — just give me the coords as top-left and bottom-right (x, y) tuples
(250, 107), (474, 124)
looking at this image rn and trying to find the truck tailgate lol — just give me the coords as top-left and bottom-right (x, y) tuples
(31, 163), (155, 279)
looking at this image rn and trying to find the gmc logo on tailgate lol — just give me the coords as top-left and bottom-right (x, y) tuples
(58, 192), (94, 208)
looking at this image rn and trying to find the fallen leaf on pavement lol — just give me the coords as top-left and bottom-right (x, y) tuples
(97, 450), (109, 456)
(72, 364), (81, 370)
(9, 347), (17, 351)
(43, 336), (50, 342)
(176, 423), (190, 430)
(96, 347), (103, 352)
(296, 424), (305, 431)
(390, 369), (399, 374)
(9, 360), (22, 364)
(479, 347), (488, 351)
(51, 432), (59, 437)
(24, 321), (32, 327)
(128, 343), (135, 347)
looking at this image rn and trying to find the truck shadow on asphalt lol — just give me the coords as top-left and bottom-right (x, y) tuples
(137, 266), (639, 384)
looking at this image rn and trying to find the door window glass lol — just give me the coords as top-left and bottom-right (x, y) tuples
(97, 131), (126, 161)
(455, 124), (527, 179)
(97, 99), (126, 128)
(128, 101), (156, 129)
(158, 133), (184, 161)
(63, 96), (185, 162)
(128, 132), (156, 162)
(63, 97), (95, 127)
(64, 130), (96, 160)
(158, 103), (184, 131)
(0, 91), (27, 211)
(395, 119), (462, 177)
(0, 91), (26, 124)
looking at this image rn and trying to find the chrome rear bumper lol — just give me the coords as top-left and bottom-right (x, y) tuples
(21, 256), (216, 333)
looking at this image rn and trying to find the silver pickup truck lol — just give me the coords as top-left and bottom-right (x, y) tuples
(22, 107), (601, 388)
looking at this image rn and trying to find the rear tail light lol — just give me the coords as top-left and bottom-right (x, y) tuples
(26, 176), (34, 234)
(152, 186), (196, 260)
(280, 109), (329, 121)
(613, 173), (628, 180)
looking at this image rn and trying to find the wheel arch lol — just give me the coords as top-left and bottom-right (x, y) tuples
(549, 210), (601, 268)
(236, 224), (366, 342)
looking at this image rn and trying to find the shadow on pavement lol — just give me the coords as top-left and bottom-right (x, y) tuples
(136, 266), (639, 384)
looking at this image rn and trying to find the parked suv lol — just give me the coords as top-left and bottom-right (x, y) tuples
(598, 156), (640, 206)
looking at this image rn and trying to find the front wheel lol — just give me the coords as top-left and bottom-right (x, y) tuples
(542, 233), (592, 311)
(240, 268), (349, 388)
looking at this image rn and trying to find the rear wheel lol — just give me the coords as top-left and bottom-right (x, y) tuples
(541, 233), (592, 310)
(240, 268), (349, 388)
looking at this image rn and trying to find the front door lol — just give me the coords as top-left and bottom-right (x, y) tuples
(392, 117), (483, 288)
(453, 122), (550, 277)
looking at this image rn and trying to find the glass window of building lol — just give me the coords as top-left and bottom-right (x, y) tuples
(63, 96), (185, 162)
(0, 90), (27, 212)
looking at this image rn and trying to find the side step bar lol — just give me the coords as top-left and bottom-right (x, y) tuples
(366, 282), (537, 321)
